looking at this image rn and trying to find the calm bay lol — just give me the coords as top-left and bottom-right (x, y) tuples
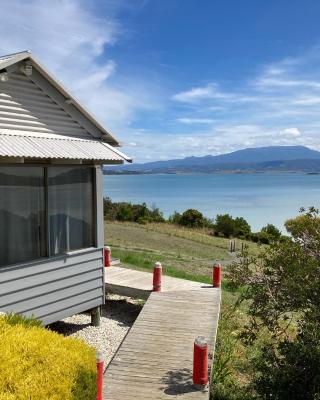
(103, 172), (320, 231)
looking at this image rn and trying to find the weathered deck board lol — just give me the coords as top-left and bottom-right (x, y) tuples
(104, 287), (221, 399)
(105, 266), (211, 299)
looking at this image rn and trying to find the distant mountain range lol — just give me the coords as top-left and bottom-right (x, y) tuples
(105, 146), (320, 174)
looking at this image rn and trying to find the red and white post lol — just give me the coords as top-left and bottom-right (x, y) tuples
(104, 246), (111, 268)
(153, 262), (162, 292)
(193, 336), (209, 389)
(96, 350), (104, 400)
(212, 263), (222, 288)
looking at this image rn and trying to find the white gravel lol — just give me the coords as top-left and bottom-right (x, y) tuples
(50, 294), (143, 366)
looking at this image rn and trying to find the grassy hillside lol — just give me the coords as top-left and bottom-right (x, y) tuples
(105, 221), (260, 283)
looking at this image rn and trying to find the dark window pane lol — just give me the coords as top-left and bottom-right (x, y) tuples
(0, 167), (46, 267)
(48, 167), (94, 255)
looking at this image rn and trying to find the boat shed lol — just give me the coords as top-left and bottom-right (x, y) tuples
(0, 51), (131, 325)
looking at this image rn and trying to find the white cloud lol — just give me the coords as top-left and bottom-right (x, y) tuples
(173, 83), (260, 105)
(177, 118), (216, 124)
(0, 1), (118, 67)
(254, 77), (320, 90)
(209, 106), (226, 111)
(292, 96), (320, 105)
(165, 49), (320, 162)
(172, 83), (232, 103)
(0, 0), (161, 136)
(120, 123), (311, 162)
(279, 128), (301, 138)
(71, 61), (117, 91)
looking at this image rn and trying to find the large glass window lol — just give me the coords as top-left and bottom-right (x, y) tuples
(48, 167), (94, 255)
(0, 166), (95, 267)
(0, 167), (46, 266)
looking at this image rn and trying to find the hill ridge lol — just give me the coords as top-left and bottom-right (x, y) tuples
(105, 145), (320, 174)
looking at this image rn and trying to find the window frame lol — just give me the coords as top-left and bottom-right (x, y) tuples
(0, 163), (97, 267)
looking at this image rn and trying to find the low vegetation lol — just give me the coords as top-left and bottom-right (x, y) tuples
(104, 197), (282, 244)
(227, 207), (320, 399)
(0, 314), (96, 400)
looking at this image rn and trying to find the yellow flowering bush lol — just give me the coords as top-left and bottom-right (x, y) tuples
(0, 315), (96, 400)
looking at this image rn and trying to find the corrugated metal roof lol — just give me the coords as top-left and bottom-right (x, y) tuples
(0, 132), (131, 163)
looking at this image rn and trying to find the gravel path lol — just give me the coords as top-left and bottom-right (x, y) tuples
(50, 295), (143, 366)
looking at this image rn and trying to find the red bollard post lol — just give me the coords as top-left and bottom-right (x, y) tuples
(96, 350), (104, 400)
(193, 336), (208, 389)
(153, 262), (162, 292)
(213, 263), (222, 288)
(104, 246), (111, 268)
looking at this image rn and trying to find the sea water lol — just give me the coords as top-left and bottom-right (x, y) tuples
(103, 173), (320, 232)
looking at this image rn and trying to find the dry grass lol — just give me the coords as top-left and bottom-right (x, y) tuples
(105, 221), (230, 279)
(104, 220), (262, 284)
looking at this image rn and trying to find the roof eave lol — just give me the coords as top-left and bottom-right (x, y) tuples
(0, 50), (31, 69)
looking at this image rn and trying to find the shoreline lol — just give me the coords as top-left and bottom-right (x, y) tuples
(103, 170), (320, 176)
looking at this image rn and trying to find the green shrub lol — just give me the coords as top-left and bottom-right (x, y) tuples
(260, 223), (281, 241)
(234, 217), (252, 238)
(168, 211), (182, 225)
(104, 197), (165, 223)
(229, 207), (320, 399)
(214, 214), (236, 237)
(3, 313), (42, 328)
(250, 231), (270, 244)
(250, 223), (282, 244)
(0, 314), (96, 400)
(179, 208), (207, 228)
(255, 315), (320, 400)
(116, 204), (134, 221)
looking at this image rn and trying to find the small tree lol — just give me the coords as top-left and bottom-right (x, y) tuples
(214, 214), (235, 237)
(234, 216), (251, 238)
(116, 204), (134, 221)
(179, 209), (205, 228)
(260, 223), (281, 241)
(169, 211), (182, 225)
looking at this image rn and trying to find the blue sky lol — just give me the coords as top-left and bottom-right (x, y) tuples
(2, 0), (320, 162)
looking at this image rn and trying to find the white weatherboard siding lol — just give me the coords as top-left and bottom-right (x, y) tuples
(0, 51), (120, 146)
(0, 72), (91, 139)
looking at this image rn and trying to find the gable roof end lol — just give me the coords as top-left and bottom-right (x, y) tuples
(0, 51), (120, 147)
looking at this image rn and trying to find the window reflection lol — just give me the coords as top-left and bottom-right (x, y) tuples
(0, 167), (45, 266)
(48, 167), (94, 255)
(0, 166), (95, 267)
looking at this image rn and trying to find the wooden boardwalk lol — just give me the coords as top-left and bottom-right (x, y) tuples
(104, 266), (221, 399)
(105, 266), (212, 299)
